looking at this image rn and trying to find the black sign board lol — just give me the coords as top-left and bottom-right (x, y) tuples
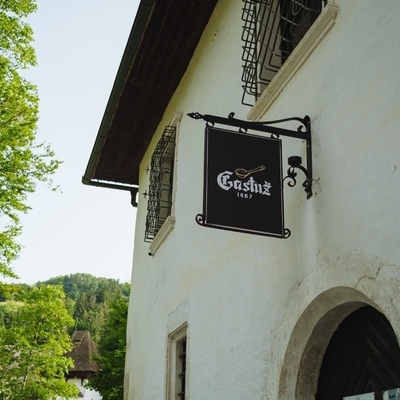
(199, 126), (285, 237)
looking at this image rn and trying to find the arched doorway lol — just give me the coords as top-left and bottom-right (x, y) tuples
(316, 305), (400, 399)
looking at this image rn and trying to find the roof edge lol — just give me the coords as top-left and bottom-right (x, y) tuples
(82, 0), (155, 188)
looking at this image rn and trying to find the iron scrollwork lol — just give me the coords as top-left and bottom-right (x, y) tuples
(284, 156), (312, 199)
(195, 214), (205, 225)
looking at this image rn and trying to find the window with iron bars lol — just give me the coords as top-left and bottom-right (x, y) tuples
(176, 337), (187, 400)
(144, 126), (176, 242)
(167, 325), (188, 400)
(241, 0), (324, 106)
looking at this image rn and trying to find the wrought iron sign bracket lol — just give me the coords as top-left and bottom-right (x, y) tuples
(188, 112), (313, 199)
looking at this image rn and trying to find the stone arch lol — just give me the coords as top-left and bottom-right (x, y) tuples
(278, 286), (381, 399)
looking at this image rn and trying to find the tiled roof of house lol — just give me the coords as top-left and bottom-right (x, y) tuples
(66, 331), (99, 378)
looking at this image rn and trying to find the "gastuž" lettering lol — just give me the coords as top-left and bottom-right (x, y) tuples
(217, 171), (272, 196)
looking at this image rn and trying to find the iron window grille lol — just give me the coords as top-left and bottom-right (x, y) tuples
(167, 325), (188, 400)
(176, 337), (187, 400)
(145, 126), (176, 242)
(241, 0), (323, 106)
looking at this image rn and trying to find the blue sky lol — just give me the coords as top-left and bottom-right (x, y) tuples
(7, 0), (139, 284)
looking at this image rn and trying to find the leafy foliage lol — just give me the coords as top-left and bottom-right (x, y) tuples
(0, 0), (61, 278)
(0, 0), (37, 69)
(0, 285), (79, 399)
(0, 299), (23, 328)
(0, 281), (29, 301)
(0, 274), (131, 397)
(87, 295), (128, 400)
(40, 273), (130, 343)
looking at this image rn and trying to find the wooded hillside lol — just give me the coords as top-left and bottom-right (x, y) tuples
(0, 273), (130, 344)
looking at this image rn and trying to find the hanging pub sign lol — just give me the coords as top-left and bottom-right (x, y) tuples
(196, 126), (286, 238)
(189, 111), (313, 239)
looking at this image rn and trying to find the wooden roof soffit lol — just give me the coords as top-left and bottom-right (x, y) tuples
(82, 0), (219, 192)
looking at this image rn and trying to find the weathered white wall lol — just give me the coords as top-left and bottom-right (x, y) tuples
(125, 1), (400, 399)
(59, 378), (102, 400)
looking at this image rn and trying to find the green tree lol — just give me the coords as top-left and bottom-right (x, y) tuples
(0, 285), (79, 399)
(87, 295), (129, 400)
(0, 282), (29, 301)
(0, 0), (60, 278)
(41, 273), (129, 342)
(0, 299), (23, 328)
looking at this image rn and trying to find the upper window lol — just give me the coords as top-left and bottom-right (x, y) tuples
(144, 125), (176, 242)
(241, 0), (324, 106)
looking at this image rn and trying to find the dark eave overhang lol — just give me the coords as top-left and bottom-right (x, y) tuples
(82, 0), (219, 190)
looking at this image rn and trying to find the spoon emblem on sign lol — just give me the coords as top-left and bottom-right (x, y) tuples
(235, 165), (266, 179)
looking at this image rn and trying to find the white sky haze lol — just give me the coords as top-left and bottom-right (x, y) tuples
(7, 0), (140, 284)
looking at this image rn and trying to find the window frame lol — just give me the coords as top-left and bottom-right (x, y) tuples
(145, 112), (182, 255)
(241, 0), (333, 107)
(166, 324), (188, 400)
(145, 126), (176, 242)
(247, 2), (338, 120)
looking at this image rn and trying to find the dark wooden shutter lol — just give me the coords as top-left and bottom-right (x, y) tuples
(316, 306), (400, 400)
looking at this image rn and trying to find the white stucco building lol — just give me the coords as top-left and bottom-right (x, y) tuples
(84, 1), (400, 399)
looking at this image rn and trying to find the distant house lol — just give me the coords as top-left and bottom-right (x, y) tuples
(65, 331), (101, 400)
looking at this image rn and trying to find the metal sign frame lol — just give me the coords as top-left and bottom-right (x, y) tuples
(188, 112), (312, 239)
